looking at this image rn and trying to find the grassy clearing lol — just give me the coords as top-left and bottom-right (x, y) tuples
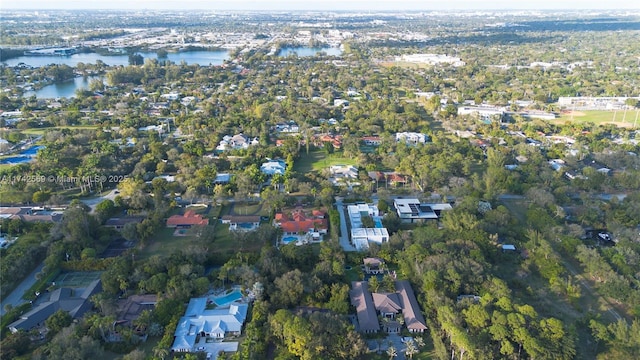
(555, 110), (640, 127)
(230, 202), (269, 216)
(499, 198), (530, 223)
(21, 125), (99, 135)
(139, 227), (200, 259)
(140, 222), (266, 261)
(294, 150), (357, 173)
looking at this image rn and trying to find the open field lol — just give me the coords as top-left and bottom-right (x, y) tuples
(21, 125), (99, 135)
(555, 110), (640, 127)
(230, 202), (269, 216)
(294, 150), (357, 173)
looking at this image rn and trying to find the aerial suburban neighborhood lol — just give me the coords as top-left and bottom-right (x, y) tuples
(1, 3), (640, 360)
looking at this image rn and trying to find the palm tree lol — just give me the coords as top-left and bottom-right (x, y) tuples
(153, 346), (169, 360)
(387, 346), (398, 359)
(405, 339), (419, 359)
(415, 337), (425, 348)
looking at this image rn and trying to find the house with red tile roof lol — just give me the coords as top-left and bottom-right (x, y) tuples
(166, 210), (209, 228)
(361, 136), (382, 146)
(274, 209), (328, 240)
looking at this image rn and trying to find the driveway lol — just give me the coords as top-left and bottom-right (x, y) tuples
(335, 197), (356, 252)
(386, 333), (407, 360)
(80, 189), (119, 212)
(1, 263), (44, 315)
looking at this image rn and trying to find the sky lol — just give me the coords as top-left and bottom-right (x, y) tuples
(2, 0), (639, 11)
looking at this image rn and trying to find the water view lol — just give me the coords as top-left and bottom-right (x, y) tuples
(1, 50), (229, 68)
(24, 76), (103, 99)
(277, 46), (342, 57)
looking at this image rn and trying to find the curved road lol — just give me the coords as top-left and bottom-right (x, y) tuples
(1, 263), (44, 315)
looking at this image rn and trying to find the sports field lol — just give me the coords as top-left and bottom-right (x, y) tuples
(555, 110), (639, 127)
(53, 271), (103, 288)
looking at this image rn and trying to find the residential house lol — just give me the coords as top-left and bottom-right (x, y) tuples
(458, 106), (505, 121)
(349, 281), (380, 333)
(9, 280), (102, 334)
(221, 215), (261, 231)
(347, 204), (388, 251)
(214, 173), (232, 184)
(313, 134), (343, 149)
(260, 159), (286, 176)
(273, 121), (300, 134)
(171, 297), (248, 352)
(350, 280), (427, 334)
(395, 132), (429, 146)
(368, 171), (409, 187)
(0, 207), (63, 223)
(334, 99), (349, 107)
(363, 257), (385, 275)
(216, 134), (259, 152)
(274, 209), (328, 241)
(351, 228), (389, 250)
(393, 198), (452, 223)
(329, 165), (360, 187)
(160, 92), (180, 101)
(105, 216), (144, 231)
(166, 210), (209, 228)
(361, 136), (382, 146)
(394, 280), (428, 333)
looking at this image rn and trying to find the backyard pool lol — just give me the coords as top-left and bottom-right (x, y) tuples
(0, 145), (45, 165)
(214, 290), (242, 307)
(282, 236), (297, 244)
(238, 223), (255, 230)
(374, 218), (383, 228)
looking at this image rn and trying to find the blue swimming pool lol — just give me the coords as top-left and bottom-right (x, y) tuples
(374, 218), (383, 228)
(282, 236), (297, 244)
(238, 223), (254, 229)
(0, 146), (45, 165)
(214, 290), (242, 306)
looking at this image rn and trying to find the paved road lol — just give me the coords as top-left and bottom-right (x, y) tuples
(1, 263), (44, 315)
(335, 197), (357, 252)
(80, 189), (119, 212)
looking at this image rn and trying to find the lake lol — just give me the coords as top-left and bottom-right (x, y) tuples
(278, 46), (342, 57)
(1, 50), (229, 68)
(24, 76), (104, 99)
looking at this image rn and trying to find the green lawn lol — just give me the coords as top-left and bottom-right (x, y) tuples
(294, 150), (357, 173)
(555, 110), (640, 127)
(140, 221), (267, 261)
(139, 227), (201, 259)
(21, 125), (99, 135)
(230, 202), (269, 216)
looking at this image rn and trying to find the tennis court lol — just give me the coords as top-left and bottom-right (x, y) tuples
(53, 271), (103, 288)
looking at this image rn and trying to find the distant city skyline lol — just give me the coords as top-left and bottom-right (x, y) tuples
(3, 0), (640, 11)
